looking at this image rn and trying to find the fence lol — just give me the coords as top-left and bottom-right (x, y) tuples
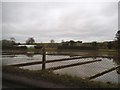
(8, 47), (120, 81)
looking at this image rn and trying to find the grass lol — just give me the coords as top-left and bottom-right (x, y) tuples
(3, 48), (118, 57)
(2, 65), (119, 88)
(97, 49), (117, 56)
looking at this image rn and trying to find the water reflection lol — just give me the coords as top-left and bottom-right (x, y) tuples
(26, 52), (34, 60)
(113, 52), (120, 84)
(2, 54), (16, 58)
(113, 53), (120, 74)
(2, 51), (120, 84)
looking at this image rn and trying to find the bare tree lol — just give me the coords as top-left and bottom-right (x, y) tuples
(10, 37), (16, 44)
(50, 39), (55, 43)
(115, 30), (120, 52)
(26, 37), (35, 44)
(116, 30), (120, 40)
(61, 40), (64, 43)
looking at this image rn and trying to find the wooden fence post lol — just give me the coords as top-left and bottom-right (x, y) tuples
(42, 47), (46, 70)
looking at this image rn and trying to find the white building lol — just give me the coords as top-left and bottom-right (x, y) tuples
(17, 45), (36, 48)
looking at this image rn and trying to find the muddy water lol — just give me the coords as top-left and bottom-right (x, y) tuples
(2, 53), (120, 84)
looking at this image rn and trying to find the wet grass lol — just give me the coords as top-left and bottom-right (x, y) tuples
(2, 65), (119, 88)
(2, 49), (117, 57)
(98, 49), (117, 56)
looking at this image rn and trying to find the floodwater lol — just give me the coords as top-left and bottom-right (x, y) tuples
(2, 52), (120, 84)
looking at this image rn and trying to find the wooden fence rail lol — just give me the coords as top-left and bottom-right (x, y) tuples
(87, 65), (120, 80)
(47, 59), (102, 70)
(9, 56), (112, 67)
(5, 48), (119, 82)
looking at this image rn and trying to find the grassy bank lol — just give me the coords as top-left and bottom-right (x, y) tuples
(98, 49), (117, 55)
(2, 48), (117, 56)
(2, 65), (119, 88)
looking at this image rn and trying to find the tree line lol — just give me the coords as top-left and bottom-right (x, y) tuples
(1, 30), (120, 50)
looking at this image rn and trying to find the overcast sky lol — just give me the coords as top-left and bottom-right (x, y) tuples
(2, 1), (118, 43)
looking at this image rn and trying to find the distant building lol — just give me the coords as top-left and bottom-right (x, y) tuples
(17, 45), (36, 48)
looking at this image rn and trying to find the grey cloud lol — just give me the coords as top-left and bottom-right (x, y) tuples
(2, 2), (118, 42)
(118, 2), (120, 30)
(0, 3), (2, 40)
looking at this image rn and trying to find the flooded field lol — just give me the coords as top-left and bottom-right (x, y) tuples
(2, 52), (120, 84)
